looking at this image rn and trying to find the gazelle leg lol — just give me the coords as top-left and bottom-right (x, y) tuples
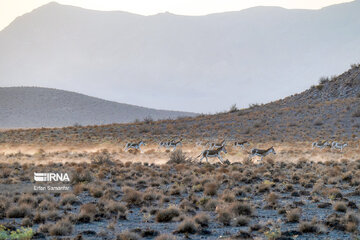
(218, 155), (224, 164)
(206, 156), (209, 163)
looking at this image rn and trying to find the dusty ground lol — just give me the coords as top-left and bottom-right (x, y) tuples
(0, 141), (359, 239)
(0, 141), (359, 165)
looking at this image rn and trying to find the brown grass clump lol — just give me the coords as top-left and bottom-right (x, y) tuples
(155, 206), (180, 222)
(122, 187), (143, 206)
(204, 182), (218, 196)
(21, 217), (33, 227)
(194, 213), (210, 227)
(106, 200), (127, 218)
(266, 192), (279, 206)
(344, 212), (359, 232)
(286, 208), (301, 223)
(49, 218), (74, 236)
(6, 204), (31, 218)
(167, 150), (187, 164)
(230, 202), (253, 216)
(89, 185), (103, 198)
(204, 199), (218, 211)
(216, 209), (232, 226)
(71, 169), (93, 183)
(299, 218), (319, 233)
(334, 202), (347, 212)
(221, 189), (236, 203)
(60, 193), (79, 206)
(116, 231), (141, 240)
(174, 218), (198, 234)
(38, 199), (56, 211)
(78, 203), (97, 223)
(235, 216), (250, 226)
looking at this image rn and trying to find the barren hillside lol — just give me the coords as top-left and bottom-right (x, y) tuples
(0, 65), (359, 144)
(0, 87), (196, 128)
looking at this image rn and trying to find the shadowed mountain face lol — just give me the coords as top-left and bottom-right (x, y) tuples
(0, 87), (196, 128)
(0, 1), (360, 113)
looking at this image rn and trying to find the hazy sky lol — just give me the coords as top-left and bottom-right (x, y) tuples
(0, 0), (353, 31)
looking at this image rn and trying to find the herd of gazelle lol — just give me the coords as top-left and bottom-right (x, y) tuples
(312, 140), (348, 151)
(124, 139), (348, 164)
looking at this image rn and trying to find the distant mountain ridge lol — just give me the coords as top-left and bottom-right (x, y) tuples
(0, 1), (359, 112)
(0, 87), (196, 128)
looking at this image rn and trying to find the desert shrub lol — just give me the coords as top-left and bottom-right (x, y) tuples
(194, 213), (209, 227)
(38, 200), (56, 211)
(175, 219), (197, 234)
(319, 76), (329, 85)
(122, 187), (143, 206)
(144, 116), (153, 124)
(45, 210), (61, 221)
(6, 204), (31, 218)
(299, 221), (318, 233)
(117, 231), (141, 240)
(21, 217), (33, 227)
(167, 150), (187, 164)
(155, 207), (180, 222)
(217, 209), (232, 226)
(334, 202), (347, 212)
(235, 216), (250, 226)
(91, 149), (114, 165)
(286, 208), (301, 223)
(229, 104), (239, 113)
(78, 203), (97, 223)
(106, 200), (127, 217)
(230, 202), (253, 216)
(71, 170), (93, 183)
(221, 189), (236, 203)
(344, 212), (359, 232)
(204, 199), (218, 211)
(204, 182), (218, 196)
(18, 194), (36, 207)
(60, 193), (79, 206)
(266, 192), (279, 205)
(89, 186), (103, 198)
(38, 224), (50, 233)
(49, 218), (73, 236)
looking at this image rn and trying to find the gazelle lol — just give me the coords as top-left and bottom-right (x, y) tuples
(331, 142), (348, 151)
(234, 141), (250, 149)
(312, 141), (331, 149)
(158, 141), (170, 149)
(249, 147), (276, 161)
(125, 141), (145, 152)
(209, 140), (226, 150)
(197, 145), (227, 164)
(166, 139), (182, 151)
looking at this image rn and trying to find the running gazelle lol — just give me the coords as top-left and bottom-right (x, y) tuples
(208, 140), (226, 150)
(249, 147), (276, 161)
(331, 142), (348, 151)
(197, 145), (227, 164)
(166, 139), (182, 151)
(234, 140), (250, 149)
(125, 141), (145, 152)
(312, 141), (331, 149)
